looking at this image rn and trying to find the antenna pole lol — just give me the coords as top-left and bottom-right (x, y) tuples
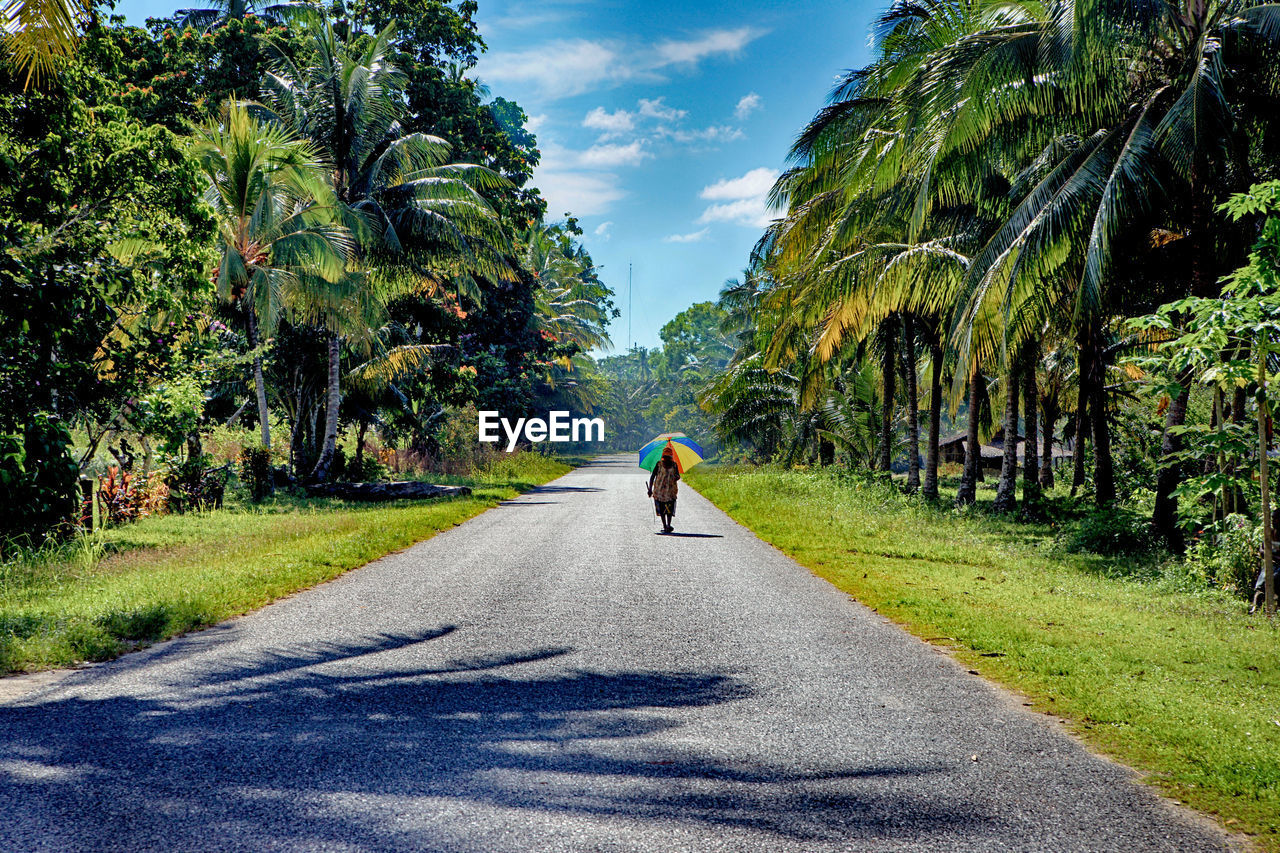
(628, 262), (633, 352)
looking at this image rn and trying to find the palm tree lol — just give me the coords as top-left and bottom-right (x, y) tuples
(263, 18), (512, 481)
(192, 100), (349, 454)
(767, 0), (1280, 519)
(172, 0), (307, 33)
(936, 0), (1280, 510)
(757, 0), (1003, 501)
(2, 0), (85, 85)
(523, 223), (612, 352)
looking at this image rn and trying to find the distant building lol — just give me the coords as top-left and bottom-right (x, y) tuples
(938, 428), (1072, 478)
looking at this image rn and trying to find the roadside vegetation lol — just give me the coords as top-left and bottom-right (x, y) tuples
(0, 453), (569, 675)
(1, 0), (614, 552)
(689, 464), (1280, 846)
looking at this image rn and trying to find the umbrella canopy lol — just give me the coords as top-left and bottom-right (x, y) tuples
(638, 432), (706, 472)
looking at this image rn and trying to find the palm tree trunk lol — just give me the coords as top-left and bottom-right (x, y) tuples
(1023, 355), (1040, 506)
(1090, 351), (1116, 506)
(1071, 346), (1090, 496)
(956, 367), (982, 506)
(1260, 336), (1275, 616)
(1040, 399), (1058, 489)
(245, 309), (271, 451)
(1153, 378), (1191, 549)
(923, 337), (943, 501)
(310, 333), (342, 483)
(903, 314), (920, 492)
(355, 418), (368, 479)
(879, 315), (897, 473)
(993, 370), (1019, 513)
(1231, 382), (1247, 515)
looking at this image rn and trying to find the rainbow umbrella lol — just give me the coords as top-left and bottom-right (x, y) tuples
(638, 432), (705, 472)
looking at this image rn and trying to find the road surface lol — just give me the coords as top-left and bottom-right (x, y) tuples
(0, 456), (1237, 851)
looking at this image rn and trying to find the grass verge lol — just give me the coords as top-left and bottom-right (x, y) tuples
(687, 464), (1280, 848)
(1, 453), (571, 675)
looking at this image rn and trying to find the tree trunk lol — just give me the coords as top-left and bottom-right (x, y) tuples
(1023, 353), (1040, 506)
(956, 367), (982, 506)
(993, 370), (1020, 513)
(1090, 347), (1116, 506)
(923, 337), (943, 501)
(903, 315), (920, 492)
(246, 309), (271, 451)
(1259, 336), (1275, 616)
(1040, 399), (1058, 489)
(310, 333), (342, 483)
(355, 418), (368, 478)
(819, 438), (835, 466)
(879, 315), (898, 473)
(1071, 347), (1090, 496)
(1153, 378), (1191, 549)
(1230, 379), (1247, 517)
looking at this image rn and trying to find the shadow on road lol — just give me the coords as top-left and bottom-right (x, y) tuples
(655, 532), (724, 539)
(1, 629), (988, 849)
(525, 485), (604, 494)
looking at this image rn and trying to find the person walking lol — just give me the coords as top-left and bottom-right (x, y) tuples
(647, 445), (681, 533)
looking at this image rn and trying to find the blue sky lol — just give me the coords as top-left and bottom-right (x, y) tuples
(111, 0), (882, 350)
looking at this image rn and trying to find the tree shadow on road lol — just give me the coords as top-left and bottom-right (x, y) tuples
(0, 629), (992, 849)
(523, 485), (604, 494)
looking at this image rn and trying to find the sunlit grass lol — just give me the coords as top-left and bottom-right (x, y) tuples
(1, 454), (571, 675)
(687, 464), (1280, 849)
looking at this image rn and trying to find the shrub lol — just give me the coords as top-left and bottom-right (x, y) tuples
(0, 415), (80, 543)
(237, 446), (274, 502)
(1182, 514), (1261, 597)
(139, 476), (170, 516)
(164, 455), (228, 513)
(1057, 507), (1156, 556)
(342, 452), (388, 482)
(427, 405), (500, 476)
(92, 466), (147, 526)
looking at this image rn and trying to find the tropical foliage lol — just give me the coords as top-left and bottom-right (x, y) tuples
(0, 0), (613, 542)
(696, 0), (1280, 607)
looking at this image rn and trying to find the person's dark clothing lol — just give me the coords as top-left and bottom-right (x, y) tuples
(648, 459), (680, 503)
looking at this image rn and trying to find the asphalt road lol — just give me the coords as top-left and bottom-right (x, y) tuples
(0, 456), (1238, 851)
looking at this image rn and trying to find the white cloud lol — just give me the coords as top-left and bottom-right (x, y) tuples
(594, 221), (614, 239)
(533, 143), (626, 216)
(475, 39), (628, 99)
(535, 169), (625, 217)
(664, 228), (710, 243)
(696, 167), (780, 228)
(583, 107), (635, 137)
(579, 140), (650, 168)
(659, 124), (744, 144)
(477, 27), (767, 100)
(734, 92), (762, 120)
(483, 9), (567, 32)
(656, 27), (764, 66)
(700, 167), (779, 200)
(524, 113), (549, 135)
(638, 97), (687, 123)
(697, 198), (772, 228)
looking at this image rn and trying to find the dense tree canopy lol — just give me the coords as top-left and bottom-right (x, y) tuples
(0, 0), (603, 540)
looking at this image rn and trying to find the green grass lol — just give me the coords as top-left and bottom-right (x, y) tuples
(0, 453), (571, 675)
(686, 464), (1280, 848)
